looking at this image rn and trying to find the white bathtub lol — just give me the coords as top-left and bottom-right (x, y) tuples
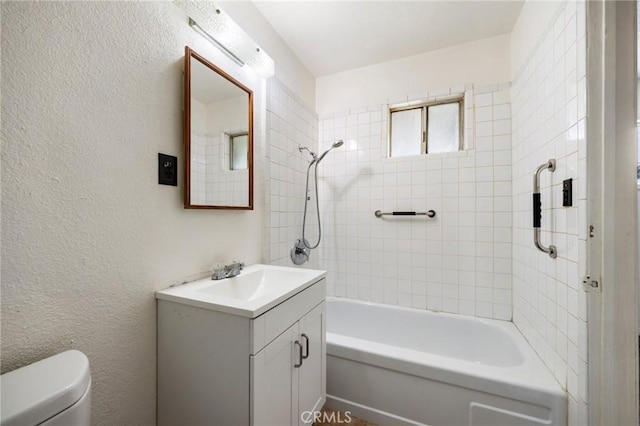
(326, 298), (567, 426)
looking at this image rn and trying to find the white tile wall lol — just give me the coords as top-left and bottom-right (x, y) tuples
(205, 134), (249, 206)
(188, 131), (249, 206)
(318, 84), (514, 320)
(511, 1), (588, 424)
(265, 77), (320, 268)
(189, 130), (208, 204)
(189, 98), (249, 206)
(190, 98), (207, 204)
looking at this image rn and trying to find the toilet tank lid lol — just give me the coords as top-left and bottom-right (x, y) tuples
(1, 350), (91, 426)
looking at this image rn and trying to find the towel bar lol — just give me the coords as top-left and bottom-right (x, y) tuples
(374, 210), (436, 218)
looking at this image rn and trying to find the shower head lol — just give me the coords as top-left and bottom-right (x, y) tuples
(317, 139), (344, 163)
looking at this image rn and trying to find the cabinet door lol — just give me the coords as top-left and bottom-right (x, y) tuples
(297, 302), (326, 425)
(251, 323), (299, 426)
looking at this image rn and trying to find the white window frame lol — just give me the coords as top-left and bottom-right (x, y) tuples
(388, 96), (464, 157)
(229, 132), (248, 171)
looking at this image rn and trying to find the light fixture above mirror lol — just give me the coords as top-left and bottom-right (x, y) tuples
(189, 17), (244, 67)
(175, 0), (275, 78)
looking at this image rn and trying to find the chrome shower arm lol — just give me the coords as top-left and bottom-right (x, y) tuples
(298, 145), (317, 161)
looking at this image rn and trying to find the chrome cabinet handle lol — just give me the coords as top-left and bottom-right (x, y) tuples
(301, 333), (309, 359)
(294, 341), (303, 368)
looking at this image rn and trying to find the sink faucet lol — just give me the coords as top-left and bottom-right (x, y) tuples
(211, 262), (245, 280)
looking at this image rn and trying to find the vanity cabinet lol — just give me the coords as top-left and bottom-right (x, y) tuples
(252, 302), (325, 426)
(157, 277), (325, 426)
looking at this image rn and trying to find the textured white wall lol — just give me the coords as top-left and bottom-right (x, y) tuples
(510, 1), (588, 424)
(0, 2), (269, 424)
(316, 34), (511, 116)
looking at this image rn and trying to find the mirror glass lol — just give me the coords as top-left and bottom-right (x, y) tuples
(185, 47), (253, 209)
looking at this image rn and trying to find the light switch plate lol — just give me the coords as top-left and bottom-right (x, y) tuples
(158, 153), (177, 186)
(562, 178), (572, 207)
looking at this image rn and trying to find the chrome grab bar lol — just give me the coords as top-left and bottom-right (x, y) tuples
(533, 159), (557, 259)
(374, 210), (436, 218)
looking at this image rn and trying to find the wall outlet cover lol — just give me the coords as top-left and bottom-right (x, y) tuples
(158, 153), (178, 186)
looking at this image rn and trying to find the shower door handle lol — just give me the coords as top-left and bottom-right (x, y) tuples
(532, 159), (557, 259)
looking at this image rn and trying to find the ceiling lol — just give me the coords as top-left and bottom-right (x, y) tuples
(253, 1), (524, 77)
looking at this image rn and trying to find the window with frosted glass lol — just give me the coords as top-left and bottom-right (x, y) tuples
(389, 98), (462, 157)
(390, 108), (422, 157)
(427, 103), (460, 153)
(230, 134), (248, 170)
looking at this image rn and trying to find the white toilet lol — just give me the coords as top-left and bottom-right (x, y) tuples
(1, 350), (91, 426)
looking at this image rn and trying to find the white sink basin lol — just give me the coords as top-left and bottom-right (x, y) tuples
(197, 274), (267, 301)
(197, 268), (311, 301)
(156, 264), (326, 318)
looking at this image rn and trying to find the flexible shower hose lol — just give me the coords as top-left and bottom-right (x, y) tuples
(301, 159), (322, 249)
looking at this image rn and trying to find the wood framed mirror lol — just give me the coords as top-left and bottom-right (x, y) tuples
(184, 46), (253, 209)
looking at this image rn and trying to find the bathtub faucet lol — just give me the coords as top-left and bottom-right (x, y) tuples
(211, 261), (244, 280)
